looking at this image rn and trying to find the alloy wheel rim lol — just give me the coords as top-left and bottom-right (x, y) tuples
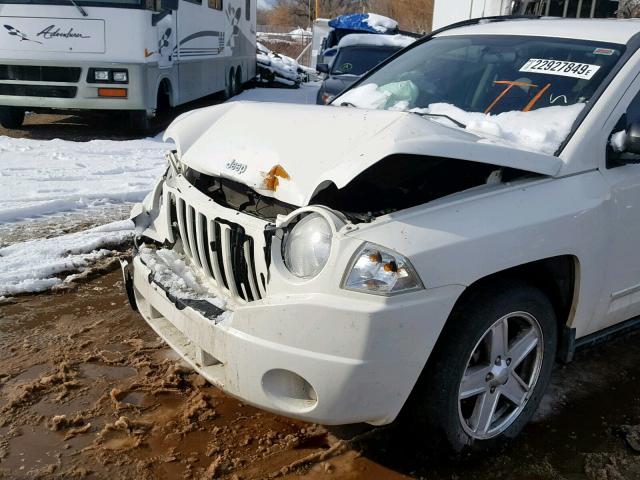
(458, 311), (544, 440)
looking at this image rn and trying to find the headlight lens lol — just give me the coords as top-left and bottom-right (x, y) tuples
(113, 71), (128, 82)
(283, 214), (332, 279)
(342, 243), (423, 296)
(94, 70), (110, 81)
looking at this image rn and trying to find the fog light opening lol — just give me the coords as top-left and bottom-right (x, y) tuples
(262, 369), (318, 413)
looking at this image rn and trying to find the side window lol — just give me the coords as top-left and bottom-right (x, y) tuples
(208, 0), (222, 9)
(607, 91), (640, 168)
(246, 0), (251, 20)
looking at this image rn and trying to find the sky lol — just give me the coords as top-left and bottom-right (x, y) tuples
(258, 0), (272, 9)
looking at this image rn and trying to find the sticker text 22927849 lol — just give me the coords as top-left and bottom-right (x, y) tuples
(519, 58), (601, 80)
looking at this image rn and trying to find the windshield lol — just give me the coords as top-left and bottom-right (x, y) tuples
(332, 46), (401, 76)
(0, 0), (142, 5)
(335, 35), (624, 154)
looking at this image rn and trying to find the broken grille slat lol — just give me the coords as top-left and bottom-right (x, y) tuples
(176, 198), (192, 259)
(196, 212), (213, 280)
(219, 223), (240, 298)
(186, 206), (202, 269)
(207, 219), (224, 287)
(243, 240), (260, 301)
(164, 187), (175, 244)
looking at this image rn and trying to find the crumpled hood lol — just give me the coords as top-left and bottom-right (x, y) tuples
(164, 101), (562, 207)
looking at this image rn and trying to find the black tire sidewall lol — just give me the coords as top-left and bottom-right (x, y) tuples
(0, 107), (25, 129)
(410, 280), (558, 452)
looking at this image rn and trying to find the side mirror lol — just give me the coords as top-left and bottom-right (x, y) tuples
(316, 63), (329, 74)
(625, 123), (640, 155)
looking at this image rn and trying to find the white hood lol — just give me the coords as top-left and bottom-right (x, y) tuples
(164, 102), (563, 207)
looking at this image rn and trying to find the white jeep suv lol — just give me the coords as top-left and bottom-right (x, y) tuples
(124, 17), (640, 450)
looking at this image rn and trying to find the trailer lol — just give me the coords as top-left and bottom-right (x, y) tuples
(433, 0), (620, 30)
(0, 0), (256, 131)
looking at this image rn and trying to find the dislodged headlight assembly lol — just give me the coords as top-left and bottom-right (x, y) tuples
(283, 213), (332, 279)
(342, 243), (423, 296)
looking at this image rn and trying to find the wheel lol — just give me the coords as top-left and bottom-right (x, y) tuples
(226, 67), (236, 99)
(406, 279), (557, 452)
(128, 110), (150, 135)
(234, 67), (243, 96)
(0, 107), (25, 129)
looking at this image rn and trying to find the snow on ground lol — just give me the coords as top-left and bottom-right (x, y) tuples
(0, 135), (168, 224)
(0, 220), (134, 296)
(0, 83), (319, 297)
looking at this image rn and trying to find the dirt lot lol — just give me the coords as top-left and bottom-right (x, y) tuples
(2, 102), (640, 479)
(1, 266), (640, 480)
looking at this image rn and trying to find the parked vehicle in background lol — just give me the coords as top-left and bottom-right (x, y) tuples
(316, 33), (415, 105)
(315, 12), (400, 66)
(0, 0), (256, 132)
(433, 0), (619, 30)
(124, 16), (640, 451)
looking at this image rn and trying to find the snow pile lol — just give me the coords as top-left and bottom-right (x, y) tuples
(0, 136), (167, 223)
(336, 82), (584, 154)
(0, 220), (134, 296)
(256, 42), (304, 87)
(337, 33), (416, 49)
(288, 27), (311, 38)
(365, 13), (399, 33)
(611, 130), (627, 152)
(423, 103), (585, 155)
(139, 246), (230, 321)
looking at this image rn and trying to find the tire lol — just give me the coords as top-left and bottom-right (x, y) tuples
(406, 279), (557, 453)
(226, 67), (236, 99)
(128, 110), (150, 135)
(234, 67), (243, 96)
(0, 107), (25, 129)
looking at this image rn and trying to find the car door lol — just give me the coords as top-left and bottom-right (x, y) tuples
(596, 83), (640, 330)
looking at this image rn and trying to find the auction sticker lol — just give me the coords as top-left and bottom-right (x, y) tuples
(519, 58), (600, 80)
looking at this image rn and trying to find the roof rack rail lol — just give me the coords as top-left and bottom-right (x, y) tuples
(429, 15), (543, 38)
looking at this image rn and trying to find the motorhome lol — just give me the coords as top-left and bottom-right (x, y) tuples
(0, 0), (256, 131)
(432, 0), (620, 30)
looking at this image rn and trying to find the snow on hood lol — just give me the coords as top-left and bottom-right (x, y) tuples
(164, 102), (562, 207)
(337, 33), (416, 49)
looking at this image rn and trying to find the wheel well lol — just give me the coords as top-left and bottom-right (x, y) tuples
(454, 256), (579, 358)
(157, 78), (172, 110)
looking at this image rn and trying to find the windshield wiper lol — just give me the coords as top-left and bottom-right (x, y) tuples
(414, 112), (467, 129)
(69, 0), (88, 17)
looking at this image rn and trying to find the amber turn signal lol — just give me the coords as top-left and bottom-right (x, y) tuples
(98, 88), (127, 98)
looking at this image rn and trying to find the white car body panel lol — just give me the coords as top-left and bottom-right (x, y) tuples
(128, 19), (640, 426)
(165, 102), (563, 206)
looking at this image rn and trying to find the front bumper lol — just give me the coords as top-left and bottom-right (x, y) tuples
(125, 252), (464, 426)
(0, 60), (150, 111)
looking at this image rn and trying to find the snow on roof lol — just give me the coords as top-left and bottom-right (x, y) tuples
(338, 33), (416, 49)
(329, 13), (398, 34)
(438, 18), (640, 45)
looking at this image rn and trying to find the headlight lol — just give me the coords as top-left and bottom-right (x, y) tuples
(283, 213), (332, 279)
(113, 71), (128, 82)
(94, 70), (110, 81)
(342, 243), (423, 296)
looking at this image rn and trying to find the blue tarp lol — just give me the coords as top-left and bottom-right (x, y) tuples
(328, 13), (396, 34)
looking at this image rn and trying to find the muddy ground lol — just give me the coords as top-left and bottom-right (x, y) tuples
(1, 267), (640, 480)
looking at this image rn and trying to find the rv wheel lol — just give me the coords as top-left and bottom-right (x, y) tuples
(226, 68), (236, 99)
(234, 67), (243, 95)
(0, 107), (25, 129)
(128, 110), (150, 135)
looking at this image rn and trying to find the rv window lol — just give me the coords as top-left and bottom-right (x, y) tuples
(208, 0), (222, 9)
(246, 0), (250, 20)
(184, 0), (201, 5)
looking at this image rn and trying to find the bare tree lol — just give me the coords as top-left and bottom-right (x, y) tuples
(618, 0), (640, 18)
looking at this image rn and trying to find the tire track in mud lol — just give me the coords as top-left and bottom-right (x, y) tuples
(1, 269), (640, 479)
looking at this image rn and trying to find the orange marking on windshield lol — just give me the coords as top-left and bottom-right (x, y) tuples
(485, 80), (538, 114)
(523, 83), (551, 112)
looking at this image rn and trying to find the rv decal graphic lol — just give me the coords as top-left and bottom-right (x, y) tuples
(225, 4), (241, 48)
(3, 25), (42, 44)
(159, 28), (172, 55)
(37, 25), (91, 40)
